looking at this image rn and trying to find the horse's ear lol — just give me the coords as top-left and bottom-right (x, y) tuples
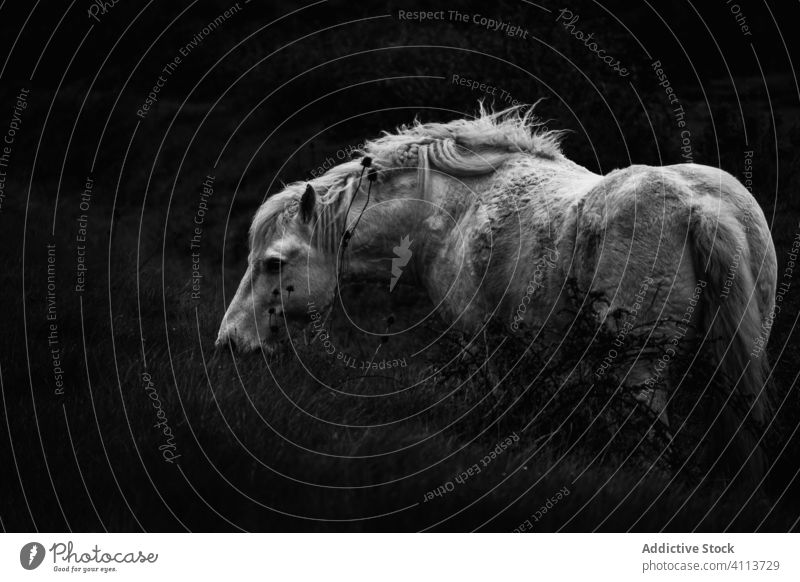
(300, 184), (316, 223)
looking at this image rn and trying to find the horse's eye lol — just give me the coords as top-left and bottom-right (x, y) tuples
(263, 257), (285, 274)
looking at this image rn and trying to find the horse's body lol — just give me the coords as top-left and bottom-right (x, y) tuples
(217, 106), (776, 478)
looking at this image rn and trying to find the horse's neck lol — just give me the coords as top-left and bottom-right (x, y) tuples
(339, 184), (428, 283)
(337, 159), (599, 290)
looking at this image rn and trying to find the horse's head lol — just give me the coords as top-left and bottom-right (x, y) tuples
(216, 183), (335, 353)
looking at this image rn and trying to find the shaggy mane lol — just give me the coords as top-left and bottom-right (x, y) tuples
(365, 101), (562, 169)
(249, 104), (563, 256)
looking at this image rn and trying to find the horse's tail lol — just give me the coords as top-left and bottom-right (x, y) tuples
(689, 204), (772, 482)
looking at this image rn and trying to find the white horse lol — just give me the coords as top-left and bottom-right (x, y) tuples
(217, 105), (776, 477)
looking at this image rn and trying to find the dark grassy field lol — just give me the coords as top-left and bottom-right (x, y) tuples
(2, 270), (797, 531)
(1, 0), (800, 532)
(2, 157), (799, 531)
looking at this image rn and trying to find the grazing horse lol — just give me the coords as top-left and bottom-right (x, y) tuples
(217, 106), (776, 478)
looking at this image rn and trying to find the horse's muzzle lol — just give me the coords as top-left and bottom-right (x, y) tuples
(214, 327), (276, 355)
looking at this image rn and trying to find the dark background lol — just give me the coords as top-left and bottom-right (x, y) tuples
(1, 0), (799, 531)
